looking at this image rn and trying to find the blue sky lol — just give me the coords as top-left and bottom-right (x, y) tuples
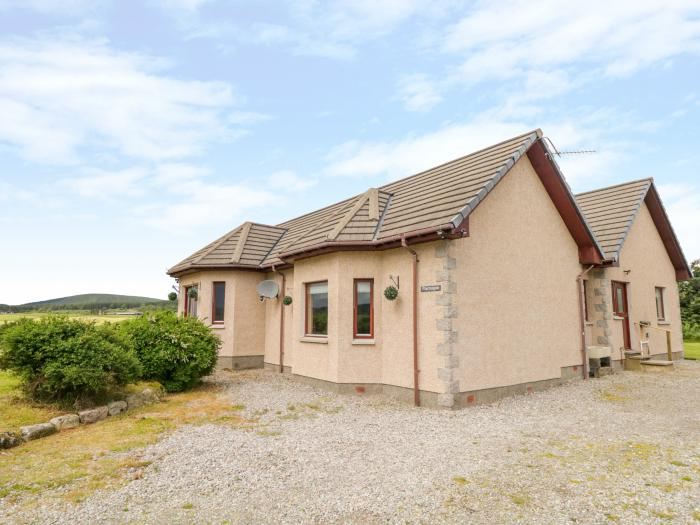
(1, 0), (699, 304)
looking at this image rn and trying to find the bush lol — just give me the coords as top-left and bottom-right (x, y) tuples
(0, 317), (141, 402)
(119, 311), (219, 392)
(683, 322), (700, 342)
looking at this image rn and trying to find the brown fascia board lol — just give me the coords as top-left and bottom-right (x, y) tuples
(167, 263), (265, 278)
(526, 139), (605, 265)
(643, 183), (692, 281)
(275, 221), (464, 263)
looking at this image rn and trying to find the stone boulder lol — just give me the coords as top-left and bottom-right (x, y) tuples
(78, 406), (109, 424)
(0, 431), (22, 449)
(50, 414), (80, 431)
(20, 422), (57, 441)
(108, 400), (128, 416)
(126, 387), (161, 410)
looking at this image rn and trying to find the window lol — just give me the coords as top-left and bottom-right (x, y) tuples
(212, 282), (225, 323)
(305, 281), (328, 336)
(655, 287), (665, 321)
(184, 285), (198, 317)
(353, 279), (374, 338)
(583, 279), (590, 322)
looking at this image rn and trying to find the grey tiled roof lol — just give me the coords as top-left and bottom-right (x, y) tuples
(575, 179), (653, 261)
(167, 129), (575, 274)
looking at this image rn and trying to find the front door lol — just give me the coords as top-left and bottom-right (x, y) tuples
(611, 281), (631, 349)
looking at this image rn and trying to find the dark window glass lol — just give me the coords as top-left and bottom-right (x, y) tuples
(306, 282), (328, 336)
(185, 285), (198, 317)
(655, 287), (665, 320)
(213, 282), (225, 323)
(354, 280), (373, 337)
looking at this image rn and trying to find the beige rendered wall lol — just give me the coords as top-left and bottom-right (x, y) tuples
(605, 202), (683, 358)
(265, 242), (445, 394)
(178, 270), (267, 360)
(263, 268), (295, 369)
(451, 154), (584, 392)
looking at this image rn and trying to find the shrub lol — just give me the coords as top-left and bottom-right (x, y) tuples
(119, 311), (219, 392)
(683, 322), (700, 342)
(0, 317), (141, 402)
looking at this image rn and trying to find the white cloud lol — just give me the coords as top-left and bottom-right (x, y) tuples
(389, 1), (700, 118)
(266, 170), (316, 191)
(153, 0), (209, 11)
(443, 0), (700, 85)
(169, 0), (456, 60)
(0, 37), (243, 164)
(0, 0), (93, 13)
(657, 183), (700, 260)
(325, 119), (530, 180)
(63, 167), (150, 198)
(228, 111), (273, 125)
(137, 180), (278, 232)
(397, 73), (443, 112)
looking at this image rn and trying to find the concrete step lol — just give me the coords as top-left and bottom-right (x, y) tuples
(598, 366), (614, 377)
(640, 359), (674, 366)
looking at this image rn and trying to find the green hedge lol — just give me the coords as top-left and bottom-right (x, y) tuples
(683, 323), (700, 342)
(0, 317), (140, 402)
(119, 311), (220, 392)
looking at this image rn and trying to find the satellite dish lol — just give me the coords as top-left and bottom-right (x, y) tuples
(257, 280), (280, 301)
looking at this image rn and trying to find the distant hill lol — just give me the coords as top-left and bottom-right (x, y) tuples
(0, 294), (173, 313)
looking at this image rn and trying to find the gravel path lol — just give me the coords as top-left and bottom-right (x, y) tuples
(4, 362), (700, 524)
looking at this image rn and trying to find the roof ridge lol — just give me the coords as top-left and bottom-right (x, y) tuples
(575, 177), (653, 197)
(230, 222), (252, 263)
(326, 188), (379, 241)
(445, 132), (540, 229)
(193, 223), (244, 264)
(378, 129), (540, 193)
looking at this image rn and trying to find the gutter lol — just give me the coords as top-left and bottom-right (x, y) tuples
(278, 222), (458, 263)
(401, 234), (420, 407)
(576, 265), (595, 380)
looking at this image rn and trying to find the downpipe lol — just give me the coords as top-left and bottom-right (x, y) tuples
(576, 265), (595, 380)
(401, 235), (420, 406)
(272, 265), (286, 373)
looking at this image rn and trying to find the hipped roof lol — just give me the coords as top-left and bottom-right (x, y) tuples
(168, 129), (688, 280)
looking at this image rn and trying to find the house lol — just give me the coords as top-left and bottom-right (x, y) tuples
(167, 130), (691, 408)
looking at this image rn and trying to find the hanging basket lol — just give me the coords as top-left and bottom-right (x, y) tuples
(187, 288), (198, 300)
(168, 292), (177, 301)
(384, 285), (399, 301)
(282, 295), (293, 306)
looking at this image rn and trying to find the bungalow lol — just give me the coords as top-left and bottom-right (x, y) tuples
(167, 130), (691, 408)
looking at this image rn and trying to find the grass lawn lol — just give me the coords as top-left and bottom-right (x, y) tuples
(0, 312), (134, 325)
(684, 341), (700, 360)
(0, 371), (65, 433)
(0, 374), (250, 506)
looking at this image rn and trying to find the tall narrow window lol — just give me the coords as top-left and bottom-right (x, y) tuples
(583, 279), (590, 322)
(305, 281), (328, 336)
(212, 282), (225, 324)
(184, 285), (198, 317)
(655, 286), (665, 321)
(354, 279), (373, 338)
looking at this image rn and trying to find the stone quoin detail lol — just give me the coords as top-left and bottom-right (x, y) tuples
(435, 240), (459, 407)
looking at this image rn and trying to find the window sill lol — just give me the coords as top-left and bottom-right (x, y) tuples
(352, 339), (375, 345)
(657, 320), (671, 326)
(209, 324), (226, 329)
(613, 316), (625, 321)
(300, 336), (328, 344)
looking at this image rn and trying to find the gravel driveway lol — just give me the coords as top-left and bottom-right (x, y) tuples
(4, 362), (700, 524)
